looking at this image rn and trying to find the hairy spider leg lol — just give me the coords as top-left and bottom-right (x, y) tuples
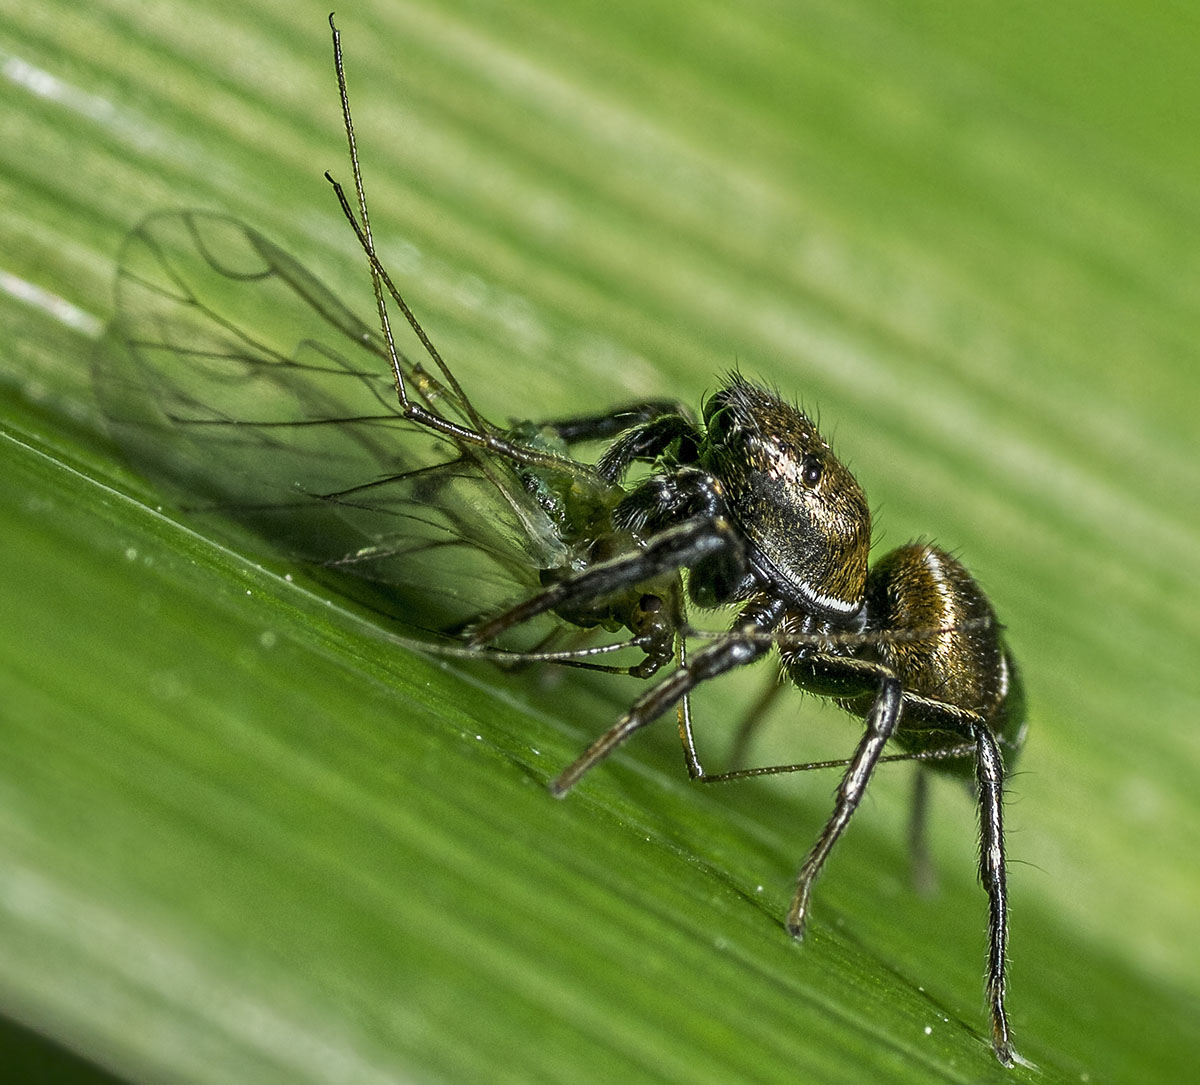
(702, 661), (948, 895)
(537, 401), (692, 446)
(780, 645), (1015, 1067)
(551, 596), (788, 795)
(976, 724), (1013, 1065)
(674, 644), (976, 784)
(695, 635), (1015, 1065)
(465, 515), (739, 654)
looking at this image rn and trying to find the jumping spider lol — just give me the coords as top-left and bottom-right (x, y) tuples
(464, 375), (1027, 1066)
(322, 17), (1028, 1065)
(106, 16), (1028, 1068)
(323, 15), (1027, 1060)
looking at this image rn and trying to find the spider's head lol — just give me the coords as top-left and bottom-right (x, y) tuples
(701, 374), (870, 618)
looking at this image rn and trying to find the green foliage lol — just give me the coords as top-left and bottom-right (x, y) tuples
(2, 1), (1197, 1081)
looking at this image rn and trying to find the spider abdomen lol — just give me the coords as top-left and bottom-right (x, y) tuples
(860, 542), (1025, 763)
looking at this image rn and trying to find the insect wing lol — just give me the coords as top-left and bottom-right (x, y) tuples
(96, 211), (570, 630)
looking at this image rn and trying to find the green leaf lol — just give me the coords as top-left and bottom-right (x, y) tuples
(2, 2), (1197, 1082)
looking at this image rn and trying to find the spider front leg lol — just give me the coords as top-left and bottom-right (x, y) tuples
(512, 402), (700, 485)
(536, 400), (693, 447)
(466, 514), (739, 650)
(469, 465), (743, 665)
(551, 596), (787, 795)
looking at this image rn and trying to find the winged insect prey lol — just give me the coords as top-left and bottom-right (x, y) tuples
(96, 15), (1029, 1067)
(94, 206), (687, 671)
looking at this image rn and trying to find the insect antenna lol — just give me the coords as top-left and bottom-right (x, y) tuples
(326, 17), (628, 495)
(326, 15), (484, 427)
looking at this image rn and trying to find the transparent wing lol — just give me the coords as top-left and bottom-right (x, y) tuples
(95, 210), (573, 630)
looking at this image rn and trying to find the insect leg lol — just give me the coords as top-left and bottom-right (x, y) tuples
(327, 174), (583, 469)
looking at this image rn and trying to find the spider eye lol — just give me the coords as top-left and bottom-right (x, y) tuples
(801, 454), (823, 487)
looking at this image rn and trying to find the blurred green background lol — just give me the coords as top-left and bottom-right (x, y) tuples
(2, 1), (1198, 1081)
